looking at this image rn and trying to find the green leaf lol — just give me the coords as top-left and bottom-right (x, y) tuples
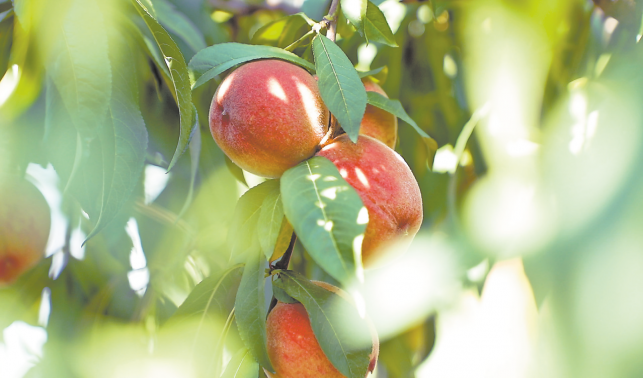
(133, 0), (196, 172)
(280, 157), (367, 285)
(221, 348), (260, 378)
(274, 271), (373, 378)
(251, 13), (312, 49)
(272, 284), (298, 304)
(268, 218), (294, 263)
(47, 0), (112, 138)
(0, 1), (12, 14)
(150, 0), (207, 53)
(341, 0), (367, 36)
(235, 246), (274, 372)
(312, 34), (366, 142)
(85, 31), (149, 241)
(0, 13), (13, 78)
(357, 66), (384, 78)
(367, 91), (431, 138)
(188, 43), (316, 89)
(177, 106), (201, 219)
(363, 1), (397, 47)
(225, 156), (249, 187)
(257, 185), (286, 261)
(169, 264), (243, 321)
(228, 180), (280, 264)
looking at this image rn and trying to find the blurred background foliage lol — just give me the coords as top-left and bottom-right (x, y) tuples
(2, 0), (643, 377)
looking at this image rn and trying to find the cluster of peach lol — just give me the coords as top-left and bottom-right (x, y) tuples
(209, 59), (423, 378)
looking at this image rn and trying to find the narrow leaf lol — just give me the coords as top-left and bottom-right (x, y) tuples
(170, 264), (243, 321)
(257, 186), (286, 261)
(269, 219), (294, 263)
(274, 271), (372, 378)
(221, 349), (260, 378)
(228, 180), (280, 264)
(280, 157), (367, 285)
(235, 247), (274, 372)
(133, 0), (196, 171)
(367, 91), (431, 138)
(86, 31), (149, 241)
(341, 0), (367, 36)
(151, 0), (207, 53)
(312, 34), (366, 142)
(225, 156), (249, 187)
(363, 1), (398, 47)
(189, 43), (315, 89)
(357, 66), (384, 78)
(48, 0), (112, 138)
(251, 13), (311, 48)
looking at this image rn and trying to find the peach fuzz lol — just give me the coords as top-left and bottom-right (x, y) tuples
(359, 79), (397, 149)
(316, 135), (422, 266)
(0, 178), (50, 286)
(209, 59), (329, 178)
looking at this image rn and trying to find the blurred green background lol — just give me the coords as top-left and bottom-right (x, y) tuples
(2, 0), (643, 377)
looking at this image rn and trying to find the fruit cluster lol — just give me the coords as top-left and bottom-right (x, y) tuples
(209, 59), (423, 377)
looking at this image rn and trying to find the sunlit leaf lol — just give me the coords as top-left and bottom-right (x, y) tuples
(274, 270), (373, 378)
(312, 34), (366, 142)
(235, 246), (274, 372)
(366, 91), (430, 138)
(189, 43), (316, 89)
(363, 1), (397, 47)
(133, 0), (196, 171)
(177, 107), (201, 219)
(280, 157), (367, 285)
(0, 13), (13, 77)
(257, 185), (286, 261)
(268, 218), (294, 264)
(251, 13), (312, 49)
(225, 155), (249, 187)
(341, 0), (367, 36)
(221, 348), (260, 378)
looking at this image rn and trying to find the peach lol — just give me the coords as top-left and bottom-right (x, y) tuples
(316, 135), (422, 266)
(266, 281), (378, 378)
(209, 59), (329, 178)
(0, 178), (50, 286)
(359, 79), (397, 149)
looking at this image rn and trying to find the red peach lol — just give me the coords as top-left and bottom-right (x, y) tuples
(0, 178), (50, 286)
(317, 135), (422, 266)
(209, 60), (329, 178)
(359, 79), (397, 149)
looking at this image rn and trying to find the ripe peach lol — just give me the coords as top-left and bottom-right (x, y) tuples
(266, 281), (378, 378)
(0, 178), (50, 286)
(359, 79), (397, 149)
(317, 135), (422, 266)
(209, 59), (329, 178)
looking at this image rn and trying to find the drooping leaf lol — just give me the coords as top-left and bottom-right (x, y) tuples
(225, 156), (249, 187)
(85, 31), (149, 241)
(188, 43), (316, 89)
(357, 66), (384, 78)
(235, 245), (274, 372)
(169, 264), (243, 321)
(221, 348), (260, 378)
(133, 0), (196, 171)
(363, 1), (397, 47)
(150, 0), (207, 53)
(312, 34), (366, 142)
(47, 0), (112, 139)
(177, 107), (201, 219)
(367, 91), (431, 138)
(274, 271), (373, 378)
(257, 186), (286, 261)
(341, 0), (367, 36)
(251, 13), (312, 49)
(280, 157), (367, 285)
(228, 180), (280, 264)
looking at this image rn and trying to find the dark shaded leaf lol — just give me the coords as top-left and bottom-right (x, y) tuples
(189, 43), (316, 89)
(312, 34), (366, 142)
(280, 157), (367, 285)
